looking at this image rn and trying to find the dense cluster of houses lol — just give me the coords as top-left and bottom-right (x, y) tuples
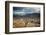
(13, 17), (40, 28)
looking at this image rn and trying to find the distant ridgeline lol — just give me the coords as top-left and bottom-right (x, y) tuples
(13, 13), (40, 17)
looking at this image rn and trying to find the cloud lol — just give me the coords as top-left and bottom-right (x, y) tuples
(33, 8), (40, 13)
(13, 11), (26, 16)
(13, 7), (40, 15)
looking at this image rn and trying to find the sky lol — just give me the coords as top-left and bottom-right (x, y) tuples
(13, 7), (40, 16)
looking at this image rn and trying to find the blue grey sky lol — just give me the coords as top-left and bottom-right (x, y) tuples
(13, 7), (40, 16)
